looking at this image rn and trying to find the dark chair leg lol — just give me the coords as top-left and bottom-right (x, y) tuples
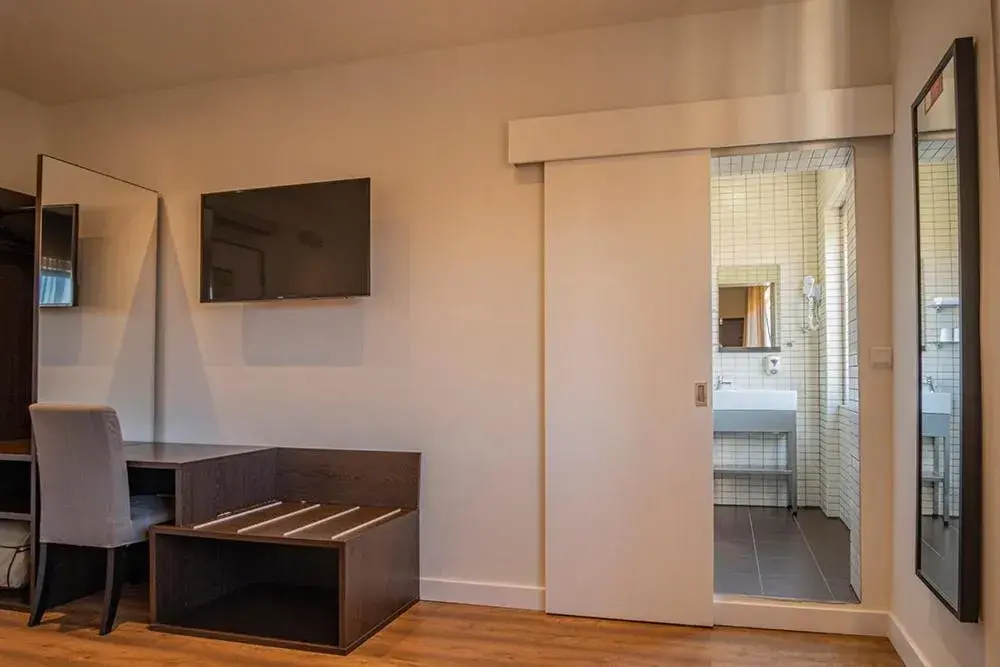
(99, 546), (127, 635)
(27, 543), (51, 627)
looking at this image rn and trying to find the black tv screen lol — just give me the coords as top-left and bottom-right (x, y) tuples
(200, 178), (370, 302)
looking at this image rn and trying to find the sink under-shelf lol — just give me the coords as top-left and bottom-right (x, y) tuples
(711, 388), (799, 513)
(713, 389), (797, 412)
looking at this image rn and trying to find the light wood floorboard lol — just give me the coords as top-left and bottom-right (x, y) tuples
(0, 587), (903, 666)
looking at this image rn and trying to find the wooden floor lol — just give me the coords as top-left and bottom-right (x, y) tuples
(0, 587), (903, 666)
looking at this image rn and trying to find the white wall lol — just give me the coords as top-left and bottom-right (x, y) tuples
(42, 0), (892, 606)
(0, 89), (48, 194)
(838, 163), (862, 596)
(890, 1), (999, 665)
(851, 137), (895, 617)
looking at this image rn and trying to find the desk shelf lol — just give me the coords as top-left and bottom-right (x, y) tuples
(0, 440), (31, 462)
(0, 458), (31, 518)
(713, 410), (798, 514)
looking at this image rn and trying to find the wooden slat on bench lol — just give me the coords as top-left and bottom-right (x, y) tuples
(249, 504), (359, 538)
(193, 501), (307, 533)
(287, 507), (400, 542)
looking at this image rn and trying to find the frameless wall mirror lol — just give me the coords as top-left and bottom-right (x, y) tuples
(35, 155), (159, 441)
(912, 36), (981, 622)
(717, 264), (780, 351)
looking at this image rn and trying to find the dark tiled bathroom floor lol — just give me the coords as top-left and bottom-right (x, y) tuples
(715, 505), (859, 603)
(919, 516), (960, 604)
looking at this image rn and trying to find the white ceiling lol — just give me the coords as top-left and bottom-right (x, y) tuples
(0, 0), (798, 104)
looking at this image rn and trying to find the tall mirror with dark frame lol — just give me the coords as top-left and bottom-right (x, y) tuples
(912, 36), (981, 623)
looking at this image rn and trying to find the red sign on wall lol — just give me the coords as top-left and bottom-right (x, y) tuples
(924, 74), (944, 114)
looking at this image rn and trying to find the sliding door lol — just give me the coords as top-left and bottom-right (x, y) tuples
(544, 151), (714, 625)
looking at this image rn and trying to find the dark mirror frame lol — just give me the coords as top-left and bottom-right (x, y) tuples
(912, 36), (982, 623)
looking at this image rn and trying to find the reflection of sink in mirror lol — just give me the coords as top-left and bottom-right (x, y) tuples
(922, 392), (951, 415)
(713, 389), (797, 411)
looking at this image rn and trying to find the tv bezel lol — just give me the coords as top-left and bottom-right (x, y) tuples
(199, 177), (371, 304)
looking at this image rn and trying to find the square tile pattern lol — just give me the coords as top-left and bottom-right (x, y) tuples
(714, 506), (858, 603)
(917, 156), (961, 519)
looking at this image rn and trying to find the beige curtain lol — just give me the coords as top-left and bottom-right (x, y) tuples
(743, 286), (772, 347)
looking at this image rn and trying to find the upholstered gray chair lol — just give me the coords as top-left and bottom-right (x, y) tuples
(28, 404), (173, 634)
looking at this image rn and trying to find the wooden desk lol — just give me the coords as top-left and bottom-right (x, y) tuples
(0, 440), (31, 460)
(40, 443), (280, 612)
(125, 442), (270, 469)
(124, 442), (278, 526)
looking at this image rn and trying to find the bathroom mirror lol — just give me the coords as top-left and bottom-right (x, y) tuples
(717, 265), (780, 351)
(912, 36), (981, 622)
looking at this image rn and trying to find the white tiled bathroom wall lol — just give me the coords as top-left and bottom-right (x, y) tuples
(711, 171), (821, 507)
(817, 169), (846, 519)
(837, 165), (862, 595)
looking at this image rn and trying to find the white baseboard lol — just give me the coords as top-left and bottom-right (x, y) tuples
(714, 597), (888, 636)
(887, 613), (931, 667)
(418, 584), (898, 644)
(420, 577), (544, 611)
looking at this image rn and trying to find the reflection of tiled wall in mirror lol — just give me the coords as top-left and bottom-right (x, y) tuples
(918, 153), (961, 518)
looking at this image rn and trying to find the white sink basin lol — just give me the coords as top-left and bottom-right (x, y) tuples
(922, 392), (951, 415)
(713, 389), (797, 411)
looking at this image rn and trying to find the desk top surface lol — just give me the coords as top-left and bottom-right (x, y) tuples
(124, 442), (272, 467)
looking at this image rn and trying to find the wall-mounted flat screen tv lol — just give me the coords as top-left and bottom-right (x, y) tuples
(200, 178), (370, 303)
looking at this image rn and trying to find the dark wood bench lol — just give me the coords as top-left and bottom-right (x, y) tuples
(148, 448), (420, 655)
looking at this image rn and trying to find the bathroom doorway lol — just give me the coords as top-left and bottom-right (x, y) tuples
(711, 144), (861, 604)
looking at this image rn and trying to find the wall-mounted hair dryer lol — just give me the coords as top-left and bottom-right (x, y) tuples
(803, 276), (823, 301)
(802, 276), (822, 332)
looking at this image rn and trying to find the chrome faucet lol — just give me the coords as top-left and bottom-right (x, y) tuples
(715, 374), (734, 390)
(923, 375), (936, 392)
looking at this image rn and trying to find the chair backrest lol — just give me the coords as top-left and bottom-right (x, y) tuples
(29, 404), (132, 548)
